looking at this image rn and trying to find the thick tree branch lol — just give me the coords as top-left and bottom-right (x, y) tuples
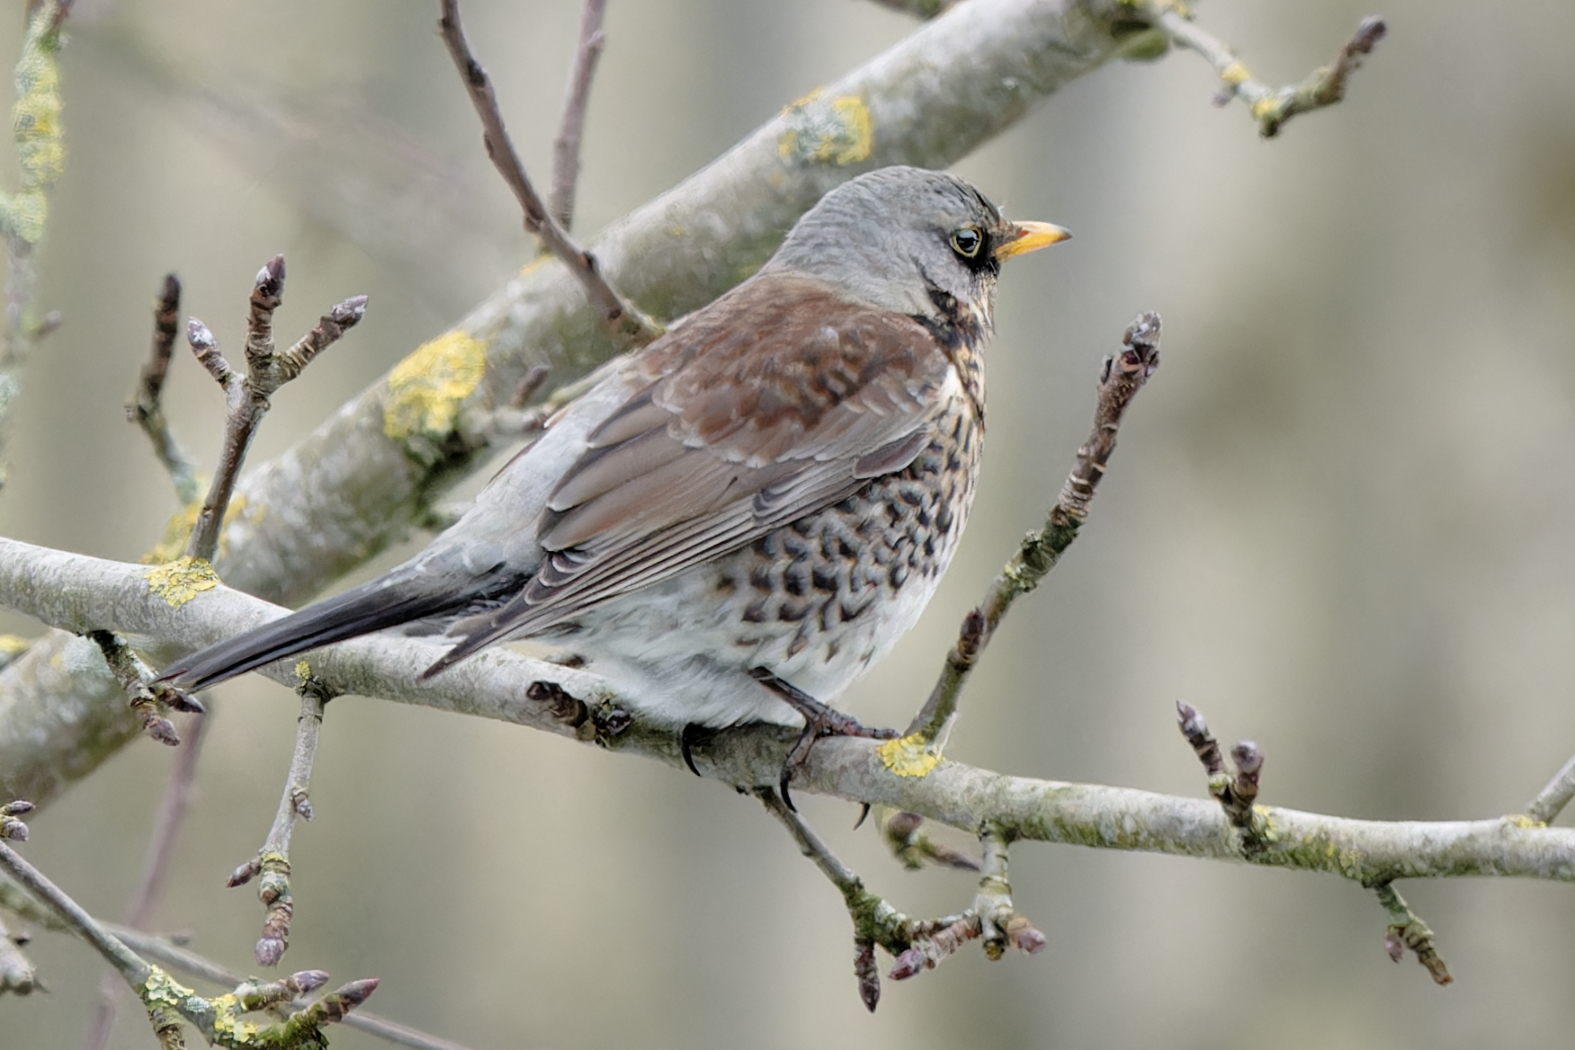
(1, 536), (1572, 891)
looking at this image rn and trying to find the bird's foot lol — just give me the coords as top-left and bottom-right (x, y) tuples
(749, 667), (897, 811)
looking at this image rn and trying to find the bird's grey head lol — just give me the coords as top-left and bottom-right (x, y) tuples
(762, 166), (1069, 345)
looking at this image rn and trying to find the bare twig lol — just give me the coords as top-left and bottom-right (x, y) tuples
(549, 0), (607, 230)
(182, 259), (366, 564)
(127, 274), (202, 505)
(755, 786), (899, 1011)
(228, 679), (330, 967)
(896, 313), (1161, 754)
(1132, 2), (1387, 138)
(1375, 881), (1451, 985)
(87, 630), (202, 746)
(85, 707), (211, 1049)
(0, 1), (70, 489)
(437, 0), (661, 345)
(1528, 752), (1575, 826)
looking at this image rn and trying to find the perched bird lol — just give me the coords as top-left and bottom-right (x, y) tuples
(161, 166), (1067, 775)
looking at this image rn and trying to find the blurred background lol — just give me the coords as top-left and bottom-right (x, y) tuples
(4, 0), (1575, 1047)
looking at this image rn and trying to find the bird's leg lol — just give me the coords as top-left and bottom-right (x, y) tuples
(748, 667), (897, 811)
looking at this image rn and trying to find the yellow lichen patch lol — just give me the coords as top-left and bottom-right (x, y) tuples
(139, 966), (197, 1010)
(1250, 96), (1280, 121)
(294, 659), (312, 682)
(518, 254), (551, 279)
(208, 992), (259, 1042)
(1219, 61), (1251, 87)
(145, 557), (219, 609)
(382, 329), (488, 444)
(877, 733), (942, 778)
(0, 634), (30, 659)
(778, 90), (873, 167)
(1504, 812), (1545, 829)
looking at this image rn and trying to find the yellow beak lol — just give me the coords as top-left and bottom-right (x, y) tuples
(994, 220), (1072, 260)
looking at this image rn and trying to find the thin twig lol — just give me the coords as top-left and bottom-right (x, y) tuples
(1175, 702), (1269, 853)
(85, 707), (211, 1049)
(1374, 881), (1451, 985)
(108, 925), (478, 1050)
(1527, 753), (1575, 826)
(549, 0), (607, 231)
(437, 0), (661, 346)
(182, 260), (366, 564)
(127, 274), (202, 505)
(900, 313), (1161, 748)
(0, 841), (151, 987)
(1132, 2), (1387, 138)
(229, 680), (330, 967)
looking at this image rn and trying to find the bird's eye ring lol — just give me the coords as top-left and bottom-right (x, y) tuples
(950, 227), (983, 258)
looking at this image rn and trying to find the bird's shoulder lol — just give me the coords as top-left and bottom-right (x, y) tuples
(607, 271), (956, 467)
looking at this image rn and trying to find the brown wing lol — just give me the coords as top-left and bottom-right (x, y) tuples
(425, 273), (956, 672)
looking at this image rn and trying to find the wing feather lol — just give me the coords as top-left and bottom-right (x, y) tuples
(430, 273), (961, 668)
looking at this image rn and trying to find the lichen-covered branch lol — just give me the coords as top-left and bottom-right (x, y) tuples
(0, 0), (69, 488)
(2, 535), (1572, 893)
(1129, 1), (1387, 137)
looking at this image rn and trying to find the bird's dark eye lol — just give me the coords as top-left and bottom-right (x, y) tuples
(950, 227), (983, 259)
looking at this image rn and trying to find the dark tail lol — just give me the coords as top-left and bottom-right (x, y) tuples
(159, 567), (493, 692)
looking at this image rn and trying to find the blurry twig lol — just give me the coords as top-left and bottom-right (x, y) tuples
(127, 274), (202, 505)
(84, 706), (210, 1049)
(1131, 2), (1387, 138)
(437, 0), (662, 346)
(549, 0), (607, 231)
